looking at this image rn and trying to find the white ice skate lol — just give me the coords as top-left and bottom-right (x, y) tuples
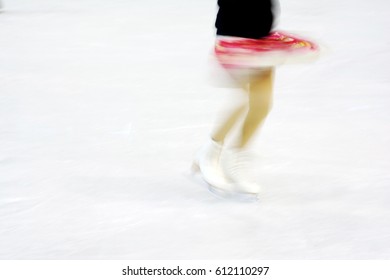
(222, 148), (261, 200)
(192, 140), (233, 194)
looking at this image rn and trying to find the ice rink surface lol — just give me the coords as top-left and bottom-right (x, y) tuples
(1, 0), (389, 259)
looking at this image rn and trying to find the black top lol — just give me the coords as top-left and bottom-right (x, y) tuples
(215, 0), (275, 39)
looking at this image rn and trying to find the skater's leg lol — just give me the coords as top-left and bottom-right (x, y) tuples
(211, 103), (246, 143)
(210, 69), (252, 144)
(239, 68), (274, 148)
(194, 68), (274, 195)
(212, 67), (274, 147)
(221, 68), (274, 195)
(194, 74), (248, 190)
(196, 101), (246, 188)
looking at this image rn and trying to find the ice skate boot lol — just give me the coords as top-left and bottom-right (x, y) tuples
(192, 140), (232, 192)
(222, 148), (261, 200)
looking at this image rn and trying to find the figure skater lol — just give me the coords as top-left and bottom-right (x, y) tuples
(193, 0), (318, 199)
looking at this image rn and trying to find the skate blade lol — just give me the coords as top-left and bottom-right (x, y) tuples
(186, 164), (260, 202)
(207, 185), (260, 202)
(190, 161), (200, 174)
(183, 165), (212, 189)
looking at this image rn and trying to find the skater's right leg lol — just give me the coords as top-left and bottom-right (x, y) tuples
(211, 103), (246, 144)
(193, 77), (248, 191)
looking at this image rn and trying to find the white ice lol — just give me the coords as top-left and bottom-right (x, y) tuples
(0, 0), (389, 259)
